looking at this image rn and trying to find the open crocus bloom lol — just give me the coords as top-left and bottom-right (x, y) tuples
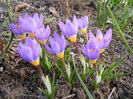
(44, 33), (66, 59)
(59, 16), (78, 42)
(82, 40), (100, 64)
(9, 24), (26, 40)
(35, 25), (50, 44)
(89, 29), (112, 53)
(78, 16), (88, 34)
(9, 13), (44, 39)
(19, 13), (44, 38)
(17, 37), (41, 66)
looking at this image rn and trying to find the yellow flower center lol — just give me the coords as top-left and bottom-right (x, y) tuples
(29, 32), (36, 38)
(81, 27), (87, 34)
(40, 40), (47, 45)
(17, 25), (20, 29)
(98, 37), (102, 42)
(68, 35), (77, 42)
(18, 33), (26, 40)
(31, 58), (40, 66)
(57, 51), (64, 59)
(100, 49), (104, 54)
(90, 59), (97, 64)
(91, 49), (94, 52)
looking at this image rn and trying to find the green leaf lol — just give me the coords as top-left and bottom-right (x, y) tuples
(72, 56), (93, 99)
(107, 72), (130, 79)
(38, 87), (49, 96)
(76, 69), (94, 99)
(41, 47), (51, 71)
(102, 56), (126, 79)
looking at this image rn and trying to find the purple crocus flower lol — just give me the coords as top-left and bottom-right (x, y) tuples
(78, 16), (88, 34)
(59, 16), (78, 42)
(89, 29), (112, 53)
(82, 40), (100, 64)
(9, 24), (26, 40)
(17, 37), (41, 66)
(33, 13), (44, 28)
(44, 33), (66, 59)
(19, 14), (35, 33)
(35, 25), (50, 44)
(19, 13), (44, 38)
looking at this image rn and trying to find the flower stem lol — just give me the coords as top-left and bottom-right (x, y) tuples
(5, 0), (14, 52)
(35, 65), (45, 77)
(73, 42), (81, 56)
(60, 58), (67, 70)
(83, 33), (88, 41)
(100, 53), (103, 64)
(93, 63), (98, 75)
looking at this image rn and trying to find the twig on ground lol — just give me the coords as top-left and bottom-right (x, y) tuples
(108, 87), (116, 99)
(61, 94), (75, 99)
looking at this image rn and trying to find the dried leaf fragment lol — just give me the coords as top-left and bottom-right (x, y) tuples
(49, 7), (60, 18)
(15, 4), (27, 12)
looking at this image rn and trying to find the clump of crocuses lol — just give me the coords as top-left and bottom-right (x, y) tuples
(9, 13), (44, 39)
(9, 12), (115, 98)
(82, 29), (112, 73)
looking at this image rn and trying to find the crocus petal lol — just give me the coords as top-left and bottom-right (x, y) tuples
(96, 29), (103, 40)
(33, 13), (44, 28)
(60, 35), (66, 52)
(87, 48), (100, 60)
(49, 37), (60, 54)
(81, 16), (88, 28)
(87, 40), (96, 49)
(45, 25), (50, 39)
(59, 21), (65, 32)
(78, 19), (83, 29)
(59, 16), (78, 38)
(72, 15), (78, 29)
(65, 20), (77, 37)
(89, 31), (96, 40)
(33, 13), (39, 24)
(53, 33), (66, 53)
(32, 41), (41, 61)
(82, 45), (87, 57)
(103, 29), (112, 47)
(9, 24), (24, 35)
(44, 43), (55, 54)
(17, 45), (34, 62)
(25, 37), (34, 48)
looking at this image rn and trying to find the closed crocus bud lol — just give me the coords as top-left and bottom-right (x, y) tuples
(59, 15), (78, 43)
(35, 25), (50, 44)
(44, 33), (66, 59)
(96, 29), (112, 53)
(17, 37), (41, 66)
(9, 24), (26, 40)
(82, 40), (100, 64)
(78, 16), (88, 34)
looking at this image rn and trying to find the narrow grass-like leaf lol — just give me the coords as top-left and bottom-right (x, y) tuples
(76, 69), (93, 99)
(72, 56), (93, 99)
(102, 57), (126, 79)
(106, 72), (130, 79)
(106, 5), (133, 55)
